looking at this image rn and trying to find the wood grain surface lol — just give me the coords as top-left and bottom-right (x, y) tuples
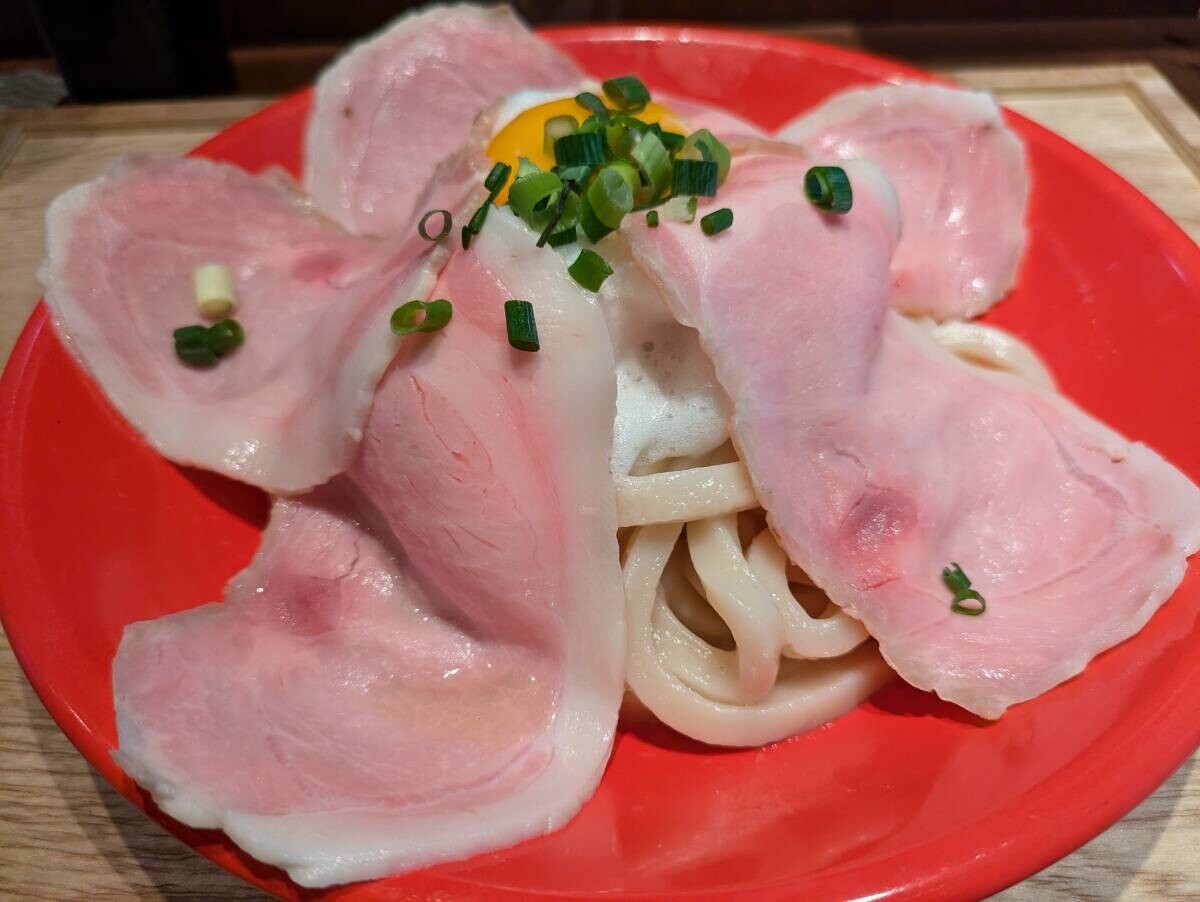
(2, 62), (1199, 901)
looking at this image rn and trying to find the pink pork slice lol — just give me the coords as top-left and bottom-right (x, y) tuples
(41, 155), (471, 494)
(777, 83), (1029, 320)
(305, 3), (584, 236)
(113, 211), (625, 886)
(626, 153), (1200, 719)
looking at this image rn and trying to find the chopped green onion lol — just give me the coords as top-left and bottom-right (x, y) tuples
(504, 299), (539, 352)
(462, 163), (514, 249)
(805, 165), (853, 214)
(579, 199), (613, 243)
(206, 318), (244, 355)
(672, 159), (719, 197)
(515, 156), (543, 180)
(578, 115), (606, 134)
(543, 115), (579, 156)
(390, 299), (453, 336)
(417, 209), (452, 242)
(484, 161), (512, 194)
(554, 132), (605, 167)
(547, 225), (578, 247)
(602, 75), (650, 111)
(193, 263), (237, 318)
(942, 562), (986, 616)
(630, 130), (671, 199)
(575, 92), (610, 123)
(509, 170), (564, 226)
(173, 319), (244, 366)
(604, 117), (640, 160)
(587, 166), (635, 229)
(607, 161), (640, 197)
(646, 209), (659, 227)
(679, 129), (731, 184)
(662, 195), (698, 223)
(656, 128), (685, 152)
(535, 185), (579, 248)
(553, 164), (593, 187)
(568, 249), (613, 292)
(700, 207), (733, 236)
(467, 203), (490, 232)
(461, 200), (492, 249)
(173, 325), (216, 366)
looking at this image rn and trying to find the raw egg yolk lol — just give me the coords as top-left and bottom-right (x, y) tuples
(486, 96), (684, 203)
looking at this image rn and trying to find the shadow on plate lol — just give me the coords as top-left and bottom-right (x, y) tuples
(866, 680), (994, 727)
(179, 465), (271, 532)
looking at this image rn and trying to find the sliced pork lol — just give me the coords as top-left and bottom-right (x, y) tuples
(40, 155), (477, 494)
(113, 211), (625, 886)
(305, 3), (583, 236)
(627, 153), (1200, 719)
(778, 83), (1028, 319)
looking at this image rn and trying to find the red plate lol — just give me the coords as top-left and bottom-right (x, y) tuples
(3, 25), (1200, 901)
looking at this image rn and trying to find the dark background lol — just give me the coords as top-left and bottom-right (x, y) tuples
(3, 1), (1200, 103)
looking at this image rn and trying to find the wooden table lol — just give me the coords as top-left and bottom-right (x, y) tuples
(2, 62), (1199, 900)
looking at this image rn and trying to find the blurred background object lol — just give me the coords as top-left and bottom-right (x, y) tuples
(3, 1), (1200, 106)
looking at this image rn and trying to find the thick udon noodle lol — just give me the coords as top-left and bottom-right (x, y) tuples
(616, 320), (1055, 746)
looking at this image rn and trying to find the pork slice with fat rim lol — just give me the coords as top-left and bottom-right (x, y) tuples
(112, 210), (625, 885)
(625, 153), (1200, 719)
(41, 154), (476, 493)
(305, 2), (584, 236)
(777, 83), (1029, 320)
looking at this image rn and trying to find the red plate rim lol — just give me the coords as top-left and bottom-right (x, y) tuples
(2, 23), (1200, 900)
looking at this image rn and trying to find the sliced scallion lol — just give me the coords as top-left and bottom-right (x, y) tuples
(547, 225), (578, 247)
(504, 299), (539, 352)
(553, 164), (593, 188)
(515, 156), (543, 180)
(568, 248), (613, 292)
(509, 170), (564, 226)
(463, 162), (514, 249)
(554, 132), (605, 167)
(417, 209), (453, 242)
(700, 207), (733, 236)
(206, 318), (244, 355)
(679, 129), (731, 184)
(942, 562), (986, 616)
(484, 161), (512, 194)
(193, 263), (236, 318)
(604, 116), (640, 160)
(805, 165), (853, 214)
(535, 185), (579, 248)
(671, 158), (719, 197)
(587, 166), (635, 229)
(646, 209), (659, 227)
(607, 161), (640, 198)
(578, 114), (606, 134)
(173, 325), (216, 366)
(662, 194), (698, 223)
(630, 129), (671, 199)
(579, 198), (613, 243)
(656, 127), (685, 152)
(461, 201), (492, 249)
(602, 75), (650, 111)
(575, 91), (610, 123)
(543, 114), (579, 156)
(390, 299), (453, 336)
(173, 319), (244, 367)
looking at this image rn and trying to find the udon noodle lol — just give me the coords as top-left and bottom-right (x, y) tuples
(617, 320), (1055, 746)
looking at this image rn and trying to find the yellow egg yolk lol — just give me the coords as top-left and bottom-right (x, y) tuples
(486, 96), (684, 203)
